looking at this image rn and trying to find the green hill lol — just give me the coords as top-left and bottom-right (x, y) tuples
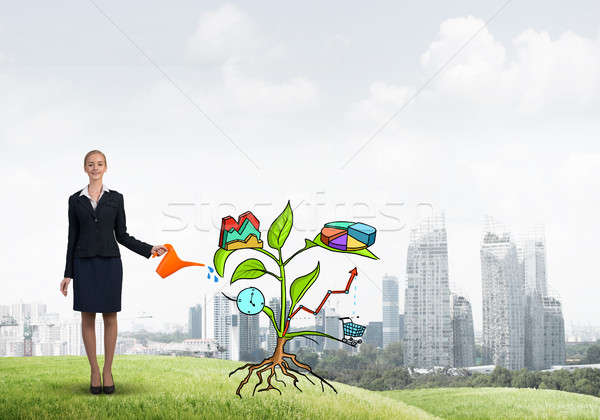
(0, 355), (436, 420)
(2, 356), (599, 420)
(383, 387), (600, 420)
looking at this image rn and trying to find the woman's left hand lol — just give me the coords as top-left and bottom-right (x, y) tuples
(151, 245), (168, 256)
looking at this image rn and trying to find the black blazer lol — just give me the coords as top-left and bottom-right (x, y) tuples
(64, 188), (153, 278)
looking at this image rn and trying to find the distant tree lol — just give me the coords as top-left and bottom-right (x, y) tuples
(574, 378), (597, 396)
(490, 366), (512, 387)
(512, 369), (541, 389)
(584, 344), (600, 364)
(549, 369), (577, 392)
(240, 348), (266, 363)
(296, 348), (319, 368)
(572, 368), (600, 397)
(379, 342), (403, 367)
(358, 343), (378, 365)
(470, 373), (491, 387)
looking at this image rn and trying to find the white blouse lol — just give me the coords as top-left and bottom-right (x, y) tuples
(80, 184), (110, 210)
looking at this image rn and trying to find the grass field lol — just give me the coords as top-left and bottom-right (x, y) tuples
(1, 356), (599, 419)
(383, 387), (600, 420)
(0, 355), (437, 420)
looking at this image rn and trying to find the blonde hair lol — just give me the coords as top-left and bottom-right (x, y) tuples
(84, 150), (107, 167)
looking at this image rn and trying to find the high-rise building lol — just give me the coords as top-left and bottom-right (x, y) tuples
(188, 304), (202, 339)
(213, 294), (231, 360)
(324, 306), (341, 351)
(363, 321), (383, 349)
(382, 275), (400, 348)
(519, 227), (547, 370)
(523, 291), (545, 370)
(451, 295), (475, 367)
(313, 308), (326, 352)
(543, 296), (566, 366)
(398, 314), (405, 341)
(481, 217), (524, 370)
(239, 312), (260, 360)
(404, 213), (453, 368)
(267, 298), (289, 354)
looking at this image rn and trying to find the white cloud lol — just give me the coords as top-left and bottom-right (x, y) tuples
(186, 4), (260, 64)
(422, 16), (600, 112)
(222, 60), (318, 112)
(347, 81), (414, 123)
(185, 4), (318, 113)
(352, 16), (600, 120)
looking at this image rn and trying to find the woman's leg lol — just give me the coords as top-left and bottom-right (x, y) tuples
(81, 312), (100, 386)
(102, 312), (117, 386)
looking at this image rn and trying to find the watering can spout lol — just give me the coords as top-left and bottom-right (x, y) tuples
(153, 243), (205, 278)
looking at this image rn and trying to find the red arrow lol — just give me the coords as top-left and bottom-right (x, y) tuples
(282, 267), (359, 336)
(346, 267), (358, 291)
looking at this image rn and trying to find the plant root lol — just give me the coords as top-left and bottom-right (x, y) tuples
(229, 351), (337, 397)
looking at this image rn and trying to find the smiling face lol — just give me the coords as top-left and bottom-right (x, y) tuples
(84, 152), (107, 183)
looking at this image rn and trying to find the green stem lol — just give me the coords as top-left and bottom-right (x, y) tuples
(278, 248), (286, 338)
(254, 247), (278, 263)
(262, 270), (281, 281)
(283, 246), (310, 266)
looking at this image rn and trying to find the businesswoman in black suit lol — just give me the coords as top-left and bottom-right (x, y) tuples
(60, 150), (167, 394)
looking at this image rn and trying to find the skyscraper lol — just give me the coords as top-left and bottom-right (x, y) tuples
(188, 304), (202, 339)
(519, 228), (547, 370)
(238, 312), (260, 361)
(382, 275), (400, 348)
(324, 305), (341, 351)
(451, 294), (475, 367)
(267, 298), (289, 354)
(213, 294), (231, 360)
(404, 213), (453, 368)
(543, 296), (566, 366)
(363, 321), (383, 349)
(313, 308), (326, 352)
(481, 217), (524, 370)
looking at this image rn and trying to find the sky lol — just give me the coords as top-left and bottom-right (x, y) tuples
(1, 1), (599, 334)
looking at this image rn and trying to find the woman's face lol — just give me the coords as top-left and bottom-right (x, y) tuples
(84, 153), (107, 183)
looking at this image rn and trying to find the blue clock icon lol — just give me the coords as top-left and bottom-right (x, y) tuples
(237, 287), (265, 315)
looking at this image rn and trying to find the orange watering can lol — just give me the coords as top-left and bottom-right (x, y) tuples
(152, 243), (205, 278)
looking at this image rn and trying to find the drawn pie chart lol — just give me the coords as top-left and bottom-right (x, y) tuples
(320, 222), (376, 251)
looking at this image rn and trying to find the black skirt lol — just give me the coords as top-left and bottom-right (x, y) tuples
(73, 256), (123, 313)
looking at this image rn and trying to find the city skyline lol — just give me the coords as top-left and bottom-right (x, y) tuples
(3, 2), (599, 336)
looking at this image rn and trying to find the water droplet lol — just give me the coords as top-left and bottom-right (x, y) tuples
(213, 276), (219, 283)
(208, 266), (214, 273)
(207, 273), (211, 279)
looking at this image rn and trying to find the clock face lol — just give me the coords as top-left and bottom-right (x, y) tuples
(237, 287), (265, 315)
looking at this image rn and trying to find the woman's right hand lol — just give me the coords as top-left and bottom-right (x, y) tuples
(60, 277), (71, 296)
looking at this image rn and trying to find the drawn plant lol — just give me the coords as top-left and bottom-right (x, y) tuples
(213, 201), (378, 397)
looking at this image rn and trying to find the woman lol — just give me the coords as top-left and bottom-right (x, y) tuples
(60, 150), (167, 395)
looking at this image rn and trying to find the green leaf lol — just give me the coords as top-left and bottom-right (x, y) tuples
(267, 201), (293, 250)
(310, 233), (379, 260)
(285, 330), (338, 341)
(290, 262), (320, 309)
(303, 238), (318, 250)
(230, 258), (266, 284)
(213, 248), (235, 277)
(262, 306), (279, 333)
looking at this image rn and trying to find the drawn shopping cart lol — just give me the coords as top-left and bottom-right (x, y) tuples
(339, 317), (366, 347)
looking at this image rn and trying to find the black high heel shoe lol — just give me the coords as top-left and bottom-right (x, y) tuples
(102, 372), (115, 394)
(90, 374), (102, 395)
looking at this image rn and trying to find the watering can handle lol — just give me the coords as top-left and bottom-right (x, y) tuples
(151, 244), (172, 258)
